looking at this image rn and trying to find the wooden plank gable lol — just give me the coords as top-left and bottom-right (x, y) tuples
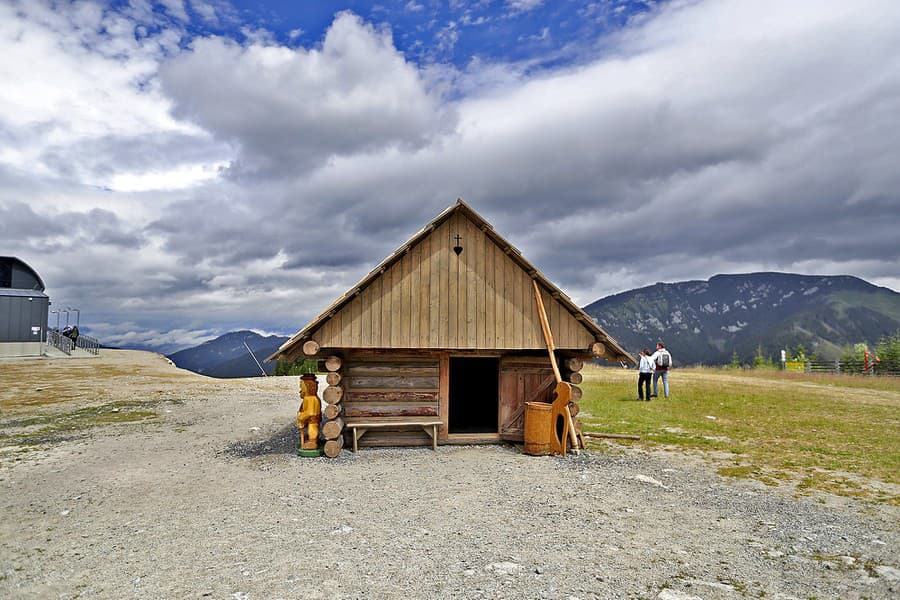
(270, 200), (633, 362)
(310, 209), (594, 350)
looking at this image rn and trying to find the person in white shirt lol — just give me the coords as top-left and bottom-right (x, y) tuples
(637, 348), (655, 401)
(649, 342), (673, 398)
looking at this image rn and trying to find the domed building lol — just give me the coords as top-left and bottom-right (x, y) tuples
(0, 257), (50, 357)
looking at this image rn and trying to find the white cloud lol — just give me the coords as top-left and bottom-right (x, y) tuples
(188, 0), (234, 25)
(106, 161), (230, 192)
(0, 1), (207, 187)
(159, 0), (189, 22)
(159, 12), (452, 175)
(91, 322), (220, 352)
(507, 0), (544, 12)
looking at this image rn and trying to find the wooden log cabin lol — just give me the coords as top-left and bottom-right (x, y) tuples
(268, 200), (633, 452)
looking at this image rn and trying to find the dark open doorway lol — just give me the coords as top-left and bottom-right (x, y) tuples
(449, 357), (499, 434)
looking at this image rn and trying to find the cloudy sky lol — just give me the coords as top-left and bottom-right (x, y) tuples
(2, 0), (899, 352)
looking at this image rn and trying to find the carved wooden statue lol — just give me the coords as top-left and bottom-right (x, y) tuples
(297, 374), (322, 450)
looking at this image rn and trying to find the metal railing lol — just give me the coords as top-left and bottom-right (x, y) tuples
(76, 334), (100, 355)
(46, 330), (74, 355)
(45, 330), (101, 356)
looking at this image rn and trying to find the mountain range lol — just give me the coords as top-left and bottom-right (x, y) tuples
(166, 272), (900, 376)
(584, 272), (900, 365)
(167, 330), (287, 378)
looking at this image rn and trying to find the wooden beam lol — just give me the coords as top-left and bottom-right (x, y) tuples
(533, 279), (578, 455)
(583, 431), (641, 441)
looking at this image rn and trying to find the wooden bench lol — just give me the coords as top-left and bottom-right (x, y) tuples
(346, 417), (443, 452)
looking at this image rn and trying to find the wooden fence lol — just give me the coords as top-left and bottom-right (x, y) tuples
(789, 359), (900, 376)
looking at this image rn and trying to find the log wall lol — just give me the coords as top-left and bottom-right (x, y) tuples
(336, 351), (583, 448)
(344, 354), (440, 448)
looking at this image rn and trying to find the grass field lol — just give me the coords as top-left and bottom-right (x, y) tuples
(580, 366), (900, 505)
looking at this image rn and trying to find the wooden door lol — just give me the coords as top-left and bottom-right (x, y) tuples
(498, 356), (555, 441)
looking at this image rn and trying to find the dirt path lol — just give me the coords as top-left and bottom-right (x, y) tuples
(1, 352), (897, 599)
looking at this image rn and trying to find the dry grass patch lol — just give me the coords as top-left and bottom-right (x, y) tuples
(0, 351), (205, 462)
(0, 400), (160, 449)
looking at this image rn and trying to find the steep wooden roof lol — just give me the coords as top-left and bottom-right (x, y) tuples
(270, 200), (632, 362)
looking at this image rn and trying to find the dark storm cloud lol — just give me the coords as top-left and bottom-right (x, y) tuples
(38, 131), (230, 183)
(0, 201), (145, 251)
(0, 202), (64, 238)
(146, 179), (397, 276)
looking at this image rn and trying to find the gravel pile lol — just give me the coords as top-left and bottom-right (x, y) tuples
(1, 360), (897, 599)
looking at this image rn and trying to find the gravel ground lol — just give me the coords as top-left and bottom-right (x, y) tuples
(1, 352), (898, 599)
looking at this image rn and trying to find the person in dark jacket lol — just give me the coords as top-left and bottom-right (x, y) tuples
(62, 325), (79, 348)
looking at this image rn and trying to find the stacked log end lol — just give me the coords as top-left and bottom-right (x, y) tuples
(323, 436), (344, 457)
(562, 356), (583, 419)
(570, 385), (583, 401)
(564, 357), (584, 372)
(566, 371), (583, 385)
(562, 357), (584, 448)
(302, 339), (320, 356)
(322, 417), (345, 440)
(323, 403), (341, 420)
(322, 356), (345, 458)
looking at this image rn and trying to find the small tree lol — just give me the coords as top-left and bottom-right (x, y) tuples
(729, 350), (741, 369)
(273, 357), (318, 376)
(753, 345), (773, 369)
(876, 332), (900, 363)
(842, 342), (869, 362)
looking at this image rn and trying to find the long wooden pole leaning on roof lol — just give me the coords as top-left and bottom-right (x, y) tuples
(532, 280), (580, 456)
